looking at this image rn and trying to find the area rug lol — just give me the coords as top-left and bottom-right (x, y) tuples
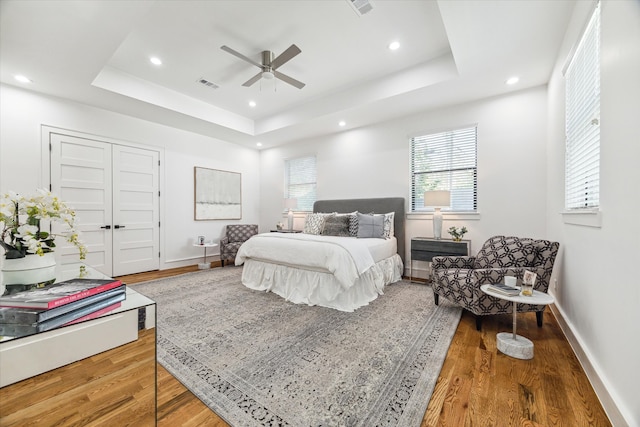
(131, 267), (462, 427)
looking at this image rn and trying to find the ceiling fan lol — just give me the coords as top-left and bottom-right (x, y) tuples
(221, 44), (305, 89)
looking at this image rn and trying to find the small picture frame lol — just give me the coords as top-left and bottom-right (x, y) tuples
(523, 270), (537, 285)
(521, 270), (537, 296)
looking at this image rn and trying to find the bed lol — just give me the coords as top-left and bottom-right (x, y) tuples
(235, 197), (405, 311)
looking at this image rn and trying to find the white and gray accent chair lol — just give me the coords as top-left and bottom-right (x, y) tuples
(431, 235), (560, 330)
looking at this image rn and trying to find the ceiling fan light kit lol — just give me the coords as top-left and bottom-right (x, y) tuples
(221, 44), (305, 89)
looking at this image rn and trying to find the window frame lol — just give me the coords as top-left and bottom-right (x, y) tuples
(409, 125), (478, 214)
(284, 155), (317, 212)
(564, 2), (600, 212)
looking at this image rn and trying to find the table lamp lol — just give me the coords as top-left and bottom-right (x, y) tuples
(284, 198), (298, 231)
(424, 190), (450, 239)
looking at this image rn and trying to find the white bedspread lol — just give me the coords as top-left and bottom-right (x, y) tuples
(235, 233), (386, 289)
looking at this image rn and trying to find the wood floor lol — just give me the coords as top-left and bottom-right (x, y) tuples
(0, 327), (156, 426)
(120, 265), (612, 427)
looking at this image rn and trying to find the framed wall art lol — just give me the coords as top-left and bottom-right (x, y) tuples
(194, 167), (242, 220)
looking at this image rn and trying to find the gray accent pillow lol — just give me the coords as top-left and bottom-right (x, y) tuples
(356, 212), (385, 238)
(321, 215), (351, 237)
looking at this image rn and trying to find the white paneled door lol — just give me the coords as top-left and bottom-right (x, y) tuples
(50, 133), (160, 277)
(111, 145), (159, 276)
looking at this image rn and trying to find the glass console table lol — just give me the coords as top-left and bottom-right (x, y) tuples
(0, 263), (157, 425)
(0, 263), (155, 342)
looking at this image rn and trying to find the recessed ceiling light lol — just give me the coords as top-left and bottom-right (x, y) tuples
(256, 142), (263, 147)
(338, 121), (346, 127)
(506, 76), (519, 85)
(14, 75), (31, 83)
(150, 57), (162, 66)
(388, 41), (400, 51)
(249, 100), (257, 108)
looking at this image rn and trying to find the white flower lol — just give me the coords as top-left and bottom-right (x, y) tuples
(15, 224), (39, 237)
(0, 189), (86, 259)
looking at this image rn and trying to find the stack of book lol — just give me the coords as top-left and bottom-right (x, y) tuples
(0, 278), (126, 336)
(486, 283), (521, 296)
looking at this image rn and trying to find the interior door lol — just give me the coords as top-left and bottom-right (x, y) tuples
(112, 145), (160, 276)
(50, 133), (113, 276)
(50, 133), (160, 277)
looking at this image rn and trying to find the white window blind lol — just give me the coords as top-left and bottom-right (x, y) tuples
(565, 3), (600, 210)
(410, 126), (477, 212)
(285, 155), (317, 211)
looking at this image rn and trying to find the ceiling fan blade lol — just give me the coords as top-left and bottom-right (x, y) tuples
(220, 45), (262, 68)
(242, 72), (263, 87)
(274, 70), (306, 89)
(270, 44), (301, 70)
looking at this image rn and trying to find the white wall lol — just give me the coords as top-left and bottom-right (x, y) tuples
(0, 84), (260, 270)
(260, 85), (549, 277)
(546, 1), (640, 425)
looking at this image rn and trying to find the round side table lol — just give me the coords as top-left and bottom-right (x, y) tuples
(480, 284), (554, 360)
(193, 243), (218, 269)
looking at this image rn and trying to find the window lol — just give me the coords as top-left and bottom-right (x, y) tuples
(565, 3), (600, 210)
(410, 126), (477, 212)
(285, 155), (317, 211)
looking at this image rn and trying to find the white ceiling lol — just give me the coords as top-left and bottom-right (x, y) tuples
(0, 0), (576, 149)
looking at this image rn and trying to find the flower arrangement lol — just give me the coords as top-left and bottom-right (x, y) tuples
(447, 226), (468, 242)
(0, 189), (86, 260)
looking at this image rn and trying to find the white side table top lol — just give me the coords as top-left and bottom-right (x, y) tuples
(480, 284), (554, 305)
(193, 243), (218, 248)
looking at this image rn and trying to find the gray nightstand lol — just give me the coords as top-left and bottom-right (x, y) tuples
(410, 237), (470, 281)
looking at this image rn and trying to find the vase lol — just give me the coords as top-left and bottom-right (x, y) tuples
(1, 253), (57, 293)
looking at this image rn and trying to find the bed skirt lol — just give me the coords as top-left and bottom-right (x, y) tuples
(240, 254), (403, 312)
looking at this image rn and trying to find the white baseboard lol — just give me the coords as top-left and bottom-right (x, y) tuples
(550, 303), (629, 427)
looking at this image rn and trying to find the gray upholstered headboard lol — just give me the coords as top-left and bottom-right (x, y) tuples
(313, 197), (406, 263)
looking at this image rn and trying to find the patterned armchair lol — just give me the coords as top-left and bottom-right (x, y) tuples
(431, 235), (559, 330)
(220, 224), (258, 267)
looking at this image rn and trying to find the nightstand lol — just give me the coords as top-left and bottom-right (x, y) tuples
(410, 237), (470, 281)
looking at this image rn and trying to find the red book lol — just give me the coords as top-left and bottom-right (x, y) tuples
(0, 278), (123, 309)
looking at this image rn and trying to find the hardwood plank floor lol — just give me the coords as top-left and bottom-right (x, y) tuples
(120, 266), (612, 427)
(0, 328), (156, 426)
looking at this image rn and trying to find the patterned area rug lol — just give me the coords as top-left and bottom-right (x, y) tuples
(132, 267), (462, 427)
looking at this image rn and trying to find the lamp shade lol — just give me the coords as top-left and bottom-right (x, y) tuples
(284, 198), (298, 209)
(423, 190), (451, 208)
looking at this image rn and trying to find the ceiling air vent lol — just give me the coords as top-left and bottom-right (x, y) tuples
(347, 0), (374, 16)
(197, 77), (219, 90)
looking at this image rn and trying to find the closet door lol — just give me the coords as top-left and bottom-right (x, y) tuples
(50, 133), (160, 277)
(50, 133), (113, 276)
(112, 145), (159, 276)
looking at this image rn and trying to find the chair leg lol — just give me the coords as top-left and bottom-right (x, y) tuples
(475, 315), (482, 331)
(536, 310), (543, 327)
(221, 259), (225, 267)
(433, 292), (439, 305)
